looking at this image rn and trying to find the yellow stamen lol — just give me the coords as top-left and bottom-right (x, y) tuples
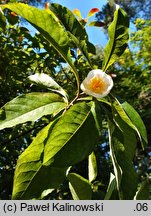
(88, 77), (106, 93)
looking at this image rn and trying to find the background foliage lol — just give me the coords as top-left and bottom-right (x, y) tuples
(0, 0), (150, 199)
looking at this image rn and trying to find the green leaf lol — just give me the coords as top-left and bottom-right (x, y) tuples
(102, 8), (129, 71)
(43, 101), (100, 167)
(112, 98), (136, 130)
(91, 101), (102, 136)
(108, 115), (138, 199)
(13, 101), (100, 199)
(108, 119), (122, 199)
(104, 173), (117, 200)
(134, 179), (151, 200)
(12, 120), (68, 199)
(40, 189), (55, 199)
(0, 8), (6, 30)
(2, 3), (80, 92)
(28, 73), (68, 101)
(111, 96), (147, 149)
(0, 92), (66, 130)
(67, 173), (92, 200)
(88, 152), (97, 182)
(49, 3), (95, 67)
(121, 101), (148, 149)
(111, 98), (137, 160)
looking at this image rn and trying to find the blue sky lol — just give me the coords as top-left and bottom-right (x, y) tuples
(29, 1), (136, 48)
(52, 0), (107, 17)
(50, 1), (136, 47)
(51, 0), (108, 46)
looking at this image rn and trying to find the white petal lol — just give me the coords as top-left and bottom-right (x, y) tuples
(80, 69), (113, 98)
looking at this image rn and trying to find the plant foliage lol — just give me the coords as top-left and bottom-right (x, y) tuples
(0, 2), (149, 200)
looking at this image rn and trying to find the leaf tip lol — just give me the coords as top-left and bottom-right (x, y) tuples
(87, 8), (100, 18)
(73, 8), (82, 18)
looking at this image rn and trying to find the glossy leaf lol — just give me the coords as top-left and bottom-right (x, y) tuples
(67, 173), (92, 200)
(88, 152), (97, 182)
(112, 98), (136, 130)
(28, 73), (68, 101)
(111, 99), (137, 160)
(0, 92), (66, 130)
(12, 120), (67, 199)
(2, 3), (80, 92)
(108, 119), (122, 199)
(104, 173), (117, 200)
(102, 8), (129, 71)
(49, 3), (95, 67)
(13, 101), (100, 199)
(87, 8), (100, 18)
(121, 101), (147, 149)
(108, 112), (138, 199)
(90, 100), (102, 136)
(111, 97), (147, 150)
(43, 101), (100, 167)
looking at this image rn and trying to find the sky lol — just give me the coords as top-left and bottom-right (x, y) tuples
(49, 0), (108, 47)
(50, 1), (136, 47)
(28, 0), (136, 49)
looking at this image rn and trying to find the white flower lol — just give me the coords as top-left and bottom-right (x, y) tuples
(80, 69), (113, 98)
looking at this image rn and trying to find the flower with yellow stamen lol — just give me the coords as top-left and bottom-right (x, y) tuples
(80, 69), (113, 98)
